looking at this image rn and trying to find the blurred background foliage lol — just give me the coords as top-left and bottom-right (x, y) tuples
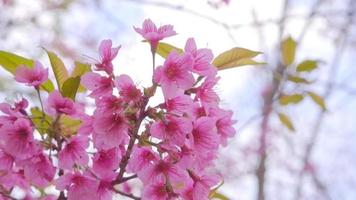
(1, 0), (356, 200)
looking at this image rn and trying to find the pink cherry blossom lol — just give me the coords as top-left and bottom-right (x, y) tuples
(115, 74), (142, 103)
(128, 146), (159, 173)
(58, 135), (89, 170)
(14, 61), (48, 87)
(183, 172), (220, 200)
(92, 147), (120, 179)
(195, 76), (220, 109)
(81, 72), (114, 98)
(150, 115), (192, 147)
(55, 172), (99, 200)
(189, 117), (219, 155)
(0, 118), (35, 159)
(95, 39), (120, 74)
(134, 19), (176, 50)
(142, 180), (169, 200)
(185, 38), (217, 77)
(21, 153), (56, 187)
(0, 150), (14, 171)
(46, 90), (76, 116)
(154, 51), (194, 99)
(209, 107), (236, 146)
(93, 110), (129, 149)
(165, 94), (194, 115)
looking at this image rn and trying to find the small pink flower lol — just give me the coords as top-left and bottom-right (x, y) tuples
(128, 147), (159, 173)
(134, 19), (176, 50)
(195, 76), (220, 109)
(183, 172), (220, 200)
(81, 72), (113, 98)
(185, 38), (217, 77)
(46, 90), (76, 116)
(58, 135), (89, 170)
(209, 107), (236, 146)
(150, 115), (192, 147)
(138, 159), (188, 185)
(165, 95), (194, 115)
(154, 52), (194, 99)
(0, 170), (29, 191)
(95, 39), (120, 74)
(92, 147), (120, 179)
(0, 150), (14, 171)
(142, 180), (169, 200)
(14, 61), (48, 87)
(0, 118), (35, 159)
(21, 153), (56, 187)
(189, 117), (219, 155)
(93, 110), (129, 150)
(55, 172), (99, 200)
(115, 74), (142, 103)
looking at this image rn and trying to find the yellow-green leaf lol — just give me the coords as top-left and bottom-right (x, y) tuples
(281, 36), (297, 66)
(71, 62), (91, 92)
(279, 94), (304, 105)
(278, 112), (295, 131)
(210, 192), (229, 200)
(61, 76), (80, 100)
(46, 50), (69, 91)
(156, 42), (183, 58)
(31, 107), (53, 135)
(0, 51), (54, 92)
(296, 60), (318, 72)
(212, 47), (264, 70)
(287, 75), (310, 84)
(0, 50), (33, 73)
(307, 92), (326, 110)
(59, 115), (82, 137)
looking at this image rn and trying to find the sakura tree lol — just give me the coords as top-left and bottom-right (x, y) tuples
(0, 19), (262, 200)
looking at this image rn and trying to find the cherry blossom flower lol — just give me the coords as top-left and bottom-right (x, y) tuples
(46, 90), (77, 116)
(81, 72), (114, 98)
(14, 61), (48, 87)
(58, 135), (89, 170)
(154, 51), (194, 99)
(95, 39), (120, 74)
(115, 74), (142, 103)
(134, 19), (176, 50)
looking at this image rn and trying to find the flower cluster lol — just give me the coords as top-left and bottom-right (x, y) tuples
(0, 19), (236, 200)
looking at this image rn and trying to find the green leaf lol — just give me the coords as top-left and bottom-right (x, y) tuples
(210, 192), (229, 200)
(59, 115), (82, 137)
(30, 107), (53, 135)
(45, 50), (69, 91)
(212, 47), (264, 70)
(307, 92), (326, 110)
(71, 62), (91, 92)
(296, 60), (318, 72)
(156, 42), (183, 58)
(0, 51), (54, 92)
(287, 75), (310, 84)
(0, 50), (33, 73)
(61, 76), (80, 100)
(279, 94), (304, 105)
(281, 36), (297, 66)
(278, 112), (295, 131)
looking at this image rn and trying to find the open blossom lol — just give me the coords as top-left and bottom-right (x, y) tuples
(128, 146), (159, 173)
(58, 135), (89, 170)
(92, 147), (120, 179)
(14, 61), (48, 87)
(142, 180), (170, 200)
(183, 172), (220, 200)
(115, 74), (142, 103)
(189, 117), (219, 155)
(209, 107), (236, 146)
(81, 72), (113, 98)
(0, 118), (35, 158)
(55, 172), (99, 200)
(150, 115), (193, 147)
(95, 39), (120, 74)
(93, 110), (129, 149)
(165, 94), (194, 115)
(195, 76), (220, 109)
(185, 38), (217, 77)
(134, 19), (176, 50)
(20, 153), (56, 187)
(154, 52), (194, 99)
(46, 90), (77, 116)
